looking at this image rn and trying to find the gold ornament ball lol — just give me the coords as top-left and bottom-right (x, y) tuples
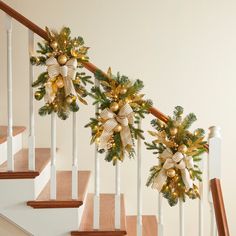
(178, 144), (188, 153)
(66, 96), (73, 104)
(56, 77), (64, 88)
(166, 168), (176, 178)
(34, 91), (42, 100)
(114, 125), (122, 132)
(58, 54), (67, 65)
(120, 87), (127, 95)
(110, 102), (119, 112)
(170, 127), (178, 136)
(50, 41), (58, 50)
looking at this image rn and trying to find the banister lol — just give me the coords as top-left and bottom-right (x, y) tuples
(210, 179), (230, 236)
(0, 0), (48, 40)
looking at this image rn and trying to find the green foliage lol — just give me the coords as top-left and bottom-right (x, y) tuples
(145, 106), (207, 207)
(87, 69), (151, 164)
(32, 72), (48, 87)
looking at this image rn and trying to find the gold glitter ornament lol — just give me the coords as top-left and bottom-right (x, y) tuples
(114, 125), (122, 132)
(58, 54), (67, 65)
(110, 102), (119, 112)
(56, 77), (64, 88)
(50, 41), (58, 49)
(178, 144), (188, 153)
(34, 91), (42, 100)
(166, 168), (176, 178)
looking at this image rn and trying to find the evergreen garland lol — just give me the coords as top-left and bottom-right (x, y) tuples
(145, 106), (207, 206)
(86, 68), (152, 164)
(31, 27), (92, 120)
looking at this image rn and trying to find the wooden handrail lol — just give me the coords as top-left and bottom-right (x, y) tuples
(211, 179), (230, 236)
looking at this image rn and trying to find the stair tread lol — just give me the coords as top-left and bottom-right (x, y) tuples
(27, 171), (91, 208)
(0, 148), (50, 179)
(71, 193), (127, 235)
(126, 215), (157, 236)
(0, 126), (26, 144)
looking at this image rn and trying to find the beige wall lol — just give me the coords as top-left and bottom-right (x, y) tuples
(0, 0), (235, 235)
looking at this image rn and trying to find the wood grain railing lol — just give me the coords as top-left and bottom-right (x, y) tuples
(211, 179), (230, 236)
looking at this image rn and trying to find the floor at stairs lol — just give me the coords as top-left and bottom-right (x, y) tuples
(27, 171), (91, 208)
(126, 216), (157, 236)
(0, 126), (25, 144)
(71, 193), (127, 236)
(0, 148), (50, 179)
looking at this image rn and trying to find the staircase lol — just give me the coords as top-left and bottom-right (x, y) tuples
(0, 126), (157, 235)
(0, 1), (228, 236)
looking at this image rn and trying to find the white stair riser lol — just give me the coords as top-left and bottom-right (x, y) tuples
(0, 133), (23, 165)
(2, 208), (81, 236)
(0, 161), (50, 208)
(0, 167), (89, 236)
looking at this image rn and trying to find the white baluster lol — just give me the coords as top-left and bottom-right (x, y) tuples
(208, 126), (221, 236)
(137, 120), (142, 236)
(28, 30), (35, 171)
(93, 78), (100, 229)
(72, 112), (78, 199)
(115, 161), (121, 229)
(158, 194), (163, 236)
(5, 14), (13, 171)
(50, 112), (57, 199)
(179, 199), (185, 236)
(198, 158), (204, 236)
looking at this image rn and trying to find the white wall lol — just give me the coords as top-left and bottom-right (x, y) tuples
(0, 0), (235, 235)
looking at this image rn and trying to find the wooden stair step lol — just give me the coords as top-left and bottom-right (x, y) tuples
(71, 193), (127, 236)
(0, 148), (50, 179)
(126, 215), (157, 236)
(0, 126), (26, 144)
(27, 171), (91, 208)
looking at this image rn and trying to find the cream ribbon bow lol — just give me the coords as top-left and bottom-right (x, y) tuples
(153, 148), (194, 192)
(98, 103), (134, 150)
(44, 56), (78, 103)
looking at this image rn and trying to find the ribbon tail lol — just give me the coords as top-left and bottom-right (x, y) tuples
(98, 131), (113, 151)
(152, 169), (167, 192)
(181, 169), (193, 190)
(99, 118), (118, 150)
(44, 82), (55, 104)
(120, 125), (133, 148)
(63, 76), (78, 99)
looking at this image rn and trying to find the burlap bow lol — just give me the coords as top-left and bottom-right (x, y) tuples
(153, 148), (194, 192)
(98, 103), (134, 150)
(44, 56), (78, 103)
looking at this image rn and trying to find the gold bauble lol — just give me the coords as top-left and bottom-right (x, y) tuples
(50, 41), (58, 50)
(166, 168), (176, 178)
(114, 125), (122, 132)
(178, 144), (188, 153)
(58, 54), (67, 65)
(56, 77), (64, 88)
(120, 87), (127, 95)
(34, 91), (42, 100)
(66, 95), (76, 104)
(110, 102), (119, 112)
(170, 127), (178, 136)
